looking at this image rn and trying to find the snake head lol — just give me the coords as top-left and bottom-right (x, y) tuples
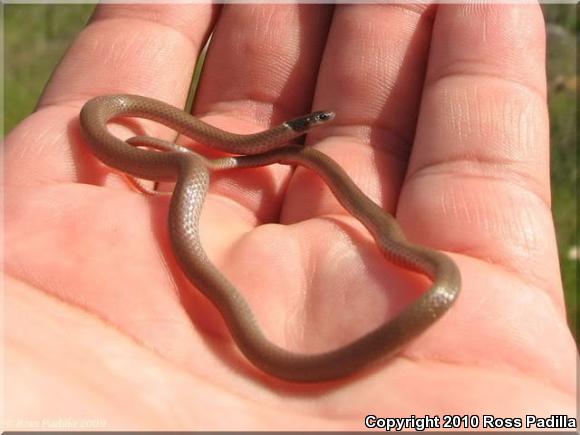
(285, 111), (336, 132)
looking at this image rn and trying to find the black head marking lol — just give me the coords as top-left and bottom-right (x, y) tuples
(285, 111), (335, 132)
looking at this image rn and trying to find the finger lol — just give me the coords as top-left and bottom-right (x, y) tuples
(191, 4), (333, 222)
(43, 4), (216, 106)
(282, 4), (437, 223)
(399, 5), (561, 295)
(6, 5), (217, 187)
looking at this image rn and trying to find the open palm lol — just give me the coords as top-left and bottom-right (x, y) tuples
(5, 3), (576, 430)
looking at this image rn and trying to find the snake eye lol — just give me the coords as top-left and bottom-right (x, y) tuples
(313, 111), (335, 124)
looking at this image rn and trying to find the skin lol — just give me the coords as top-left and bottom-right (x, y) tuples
(4, 3), (577, 431)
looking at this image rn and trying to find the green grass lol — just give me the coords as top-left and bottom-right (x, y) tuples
(4, 4), (95, 130)
(4, 4), (578, 341)
(551, 88), (577, 339)
(543, 4), (578, 341)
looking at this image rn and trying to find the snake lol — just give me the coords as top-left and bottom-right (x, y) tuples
(79, 94), (460, 383)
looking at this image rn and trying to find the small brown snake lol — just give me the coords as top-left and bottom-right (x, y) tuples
(80, 94), (460, 382)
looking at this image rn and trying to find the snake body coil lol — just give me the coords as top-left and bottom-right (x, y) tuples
(80, 94), (460, 382)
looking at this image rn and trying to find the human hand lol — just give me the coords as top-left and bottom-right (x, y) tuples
(5, 3), (576, 430)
